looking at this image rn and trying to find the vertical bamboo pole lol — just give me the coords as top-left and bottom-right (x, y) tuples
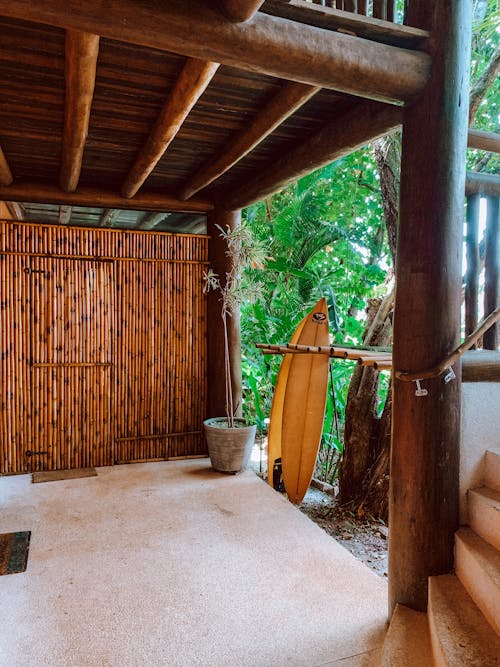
(206, 208), (242, 419)
(390, 0), (472, 614)
(483, 196), (499, 349)
(465, 194), (480, 340)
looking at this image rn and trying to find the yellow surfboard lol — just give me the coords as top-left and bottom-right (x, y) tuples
(267, 312), (308, 488)
(281, 298), (330, 504)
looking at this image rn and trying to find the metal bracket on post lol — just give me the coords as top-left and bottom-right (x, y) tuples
(414, 379), (428, 397)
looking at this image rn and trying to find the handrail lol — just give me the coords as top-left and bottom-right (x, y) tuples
(395, 307), (500, 382)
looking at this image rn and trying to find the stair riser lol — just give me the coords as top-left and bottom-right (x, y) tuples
(468, 492), (500, 551)
(455, 537), (500, 637)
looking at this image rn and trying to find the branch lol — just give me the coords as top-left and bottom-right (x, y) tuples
(469, 43), (500, 125)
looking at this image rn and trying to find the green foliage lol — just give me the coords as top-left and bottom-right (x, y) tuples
(240, 149), (391, 482)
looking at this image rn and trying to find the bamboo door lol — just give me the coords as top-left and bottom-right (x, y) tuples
(25, 257), (114, 471)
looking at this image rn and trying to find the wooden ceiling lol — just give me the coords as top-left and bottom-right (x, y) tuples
(0, 1), (430, 232)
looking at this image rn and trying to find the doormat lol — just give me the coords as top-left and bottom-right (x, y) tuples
(32, 468), (97, 484)
(0, 531), (31, 575)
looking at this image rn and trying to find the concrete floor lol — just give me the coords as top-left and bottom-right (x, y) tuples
(0, 460), (387, 666)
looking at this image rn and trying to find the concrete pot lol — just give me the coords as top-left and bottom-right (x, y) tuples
(204, 418), (256, 473)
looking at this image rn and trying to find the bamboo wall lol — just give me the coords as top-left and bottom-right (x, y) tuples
(0, 221), (208, 473)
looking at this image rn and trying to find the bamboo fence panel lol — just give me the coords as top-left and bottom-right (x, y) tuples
(0, 221), (208, 473)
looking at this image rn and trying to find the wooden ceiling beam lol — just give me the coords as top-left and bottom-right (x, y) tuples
(0, 183), (214, 213)
(99, 209), (118, 227)
(0, 0), (430, 105)
(0, 145), (13, 186)
(58, 205), (72, 224)
(223, 100), (402, 210)
(218, 0), (265, 23)
(60, 30), (99, 193)
(467, 129), (500, 154)
(179, 81), (320, 200)
(121, 58), (219, 199)
(5, 202), (25, 220)
(138, 212), (172, 230)
(466, 172), (500, 198)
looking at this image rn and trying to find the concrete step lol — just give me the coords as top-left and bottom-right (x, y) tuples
(485, 451), (500, 493)
(428, 574), (500, 666)
(468, 486), (500, 551)
(455, 527), (500, 636)
(379, 603), (433, 667)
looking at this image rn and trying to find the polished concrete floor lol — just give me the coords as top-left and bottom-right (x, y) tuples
(0, 460), (387, 666)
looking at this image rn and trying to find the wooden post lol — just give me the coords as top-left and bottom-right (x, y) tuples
(465, 194), (480, 340)
(390, 1), (472, 613)
(484, 196), (500, 349)
(206, 208), (242, 419)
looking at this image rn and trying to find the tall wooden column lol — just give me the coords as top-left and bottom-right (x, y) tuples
(483, 196), (499, 349)
(206, 207), (243, 419)
(465, 194), (481, 341)
(389, 1), (472, 613)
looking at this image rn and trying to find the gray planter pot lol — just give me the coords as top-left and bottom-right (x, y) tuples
(204, 417), (256, 473)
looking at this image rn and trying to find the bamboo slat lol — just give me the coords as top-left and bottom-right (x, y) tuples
(0, 220), (208, 472)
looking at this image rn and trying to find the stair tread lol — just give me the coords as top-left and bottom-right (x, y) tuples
(470, 485), (500, 504)
(485, 451), (500, 492)
(379, 604), (432, 667)
(429, 574), (500, 666)
(456, 527), (500, 587)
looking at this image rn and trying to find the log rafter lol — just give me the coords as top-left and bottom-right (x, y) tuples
(0, 183), (213, 214)
(179, 80), (320, 200)
(138, 212), (172, 230)
(0, 0), (430, 105)
(218, 0), (265, 23)
(99, 209), (118, 227)
(222, 100), (402, 210)
(121, 58), (219, 199)
(467, 129), (500, 154)
(60, 30), (100, 193)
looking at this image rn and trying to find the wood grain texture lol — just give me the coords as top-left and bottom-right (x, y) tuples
(0, 0), (430, 104)
(281, 298), (330, 504)
(483, 196), (499, 350)
(179, 80), (319, 200)
(465, 194), (480, 339)
(219, 0), (265, 22)
(390, 0), (472, 613)
(467, 129), (500, 154)
(225, 100), (401, 209)
(60, 31), (99, 192)
(0, 182), (213, 213)
(462, 350), (500, 382)
(0, 221), (208, 472)
(121, 58), (219, 198)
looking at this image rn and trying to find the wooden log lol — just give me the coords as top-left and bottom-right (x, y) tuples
(483, 196), (499, 349)
(218, 0), (265, 22)
(465, 172), (500, 197)
(206, 208), (242, 419)
(0, 145), (13, 186)
(179, 81), (320, 200)
(0, 0), (431, 105)
(121, 58), (219, 199)
(5, 202), (25, 220)
(467, 129), (500, 154)
(372, 0), (387, 20)
(58, 205), (72, 225)
(390, 0), (472, 614)
(0, 182), (213, 213)
(462, 350), (500, 382)
(465, 194), (480, 339)
(138, 212), (171, 230)
(224, 100), (402, 209)
(99, 209), (118, 227)
(60, 31), (99, 193)
(261, 0), (428, 49)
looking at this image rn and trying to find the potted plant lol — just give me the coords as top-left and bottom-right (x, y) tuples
(203, 221), (265, 473)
